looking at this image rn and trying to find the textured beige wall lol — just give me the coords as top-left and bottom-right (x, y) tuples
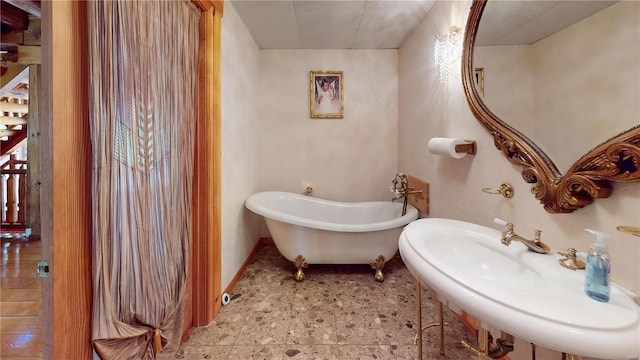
(257, 49), (398, 203)
(221, 3), (263, 289)
(400, 1), (639, 359)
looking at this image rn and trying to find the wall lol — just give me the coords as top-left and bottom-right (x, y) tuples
(257, 50), (398, 204)
(399, 1), (639, 359)
(221, 3), (262, 288)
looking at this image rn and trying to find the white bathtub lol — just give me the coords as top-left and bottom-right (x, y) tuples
(245, 191), (419, 281)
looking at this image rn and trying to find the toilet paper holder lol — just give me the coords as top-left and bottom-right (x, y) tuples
(454, 141), (477, 155)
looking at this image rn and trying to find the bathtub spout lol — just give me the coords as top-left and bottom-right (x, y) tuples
(293, 255), (308, 282)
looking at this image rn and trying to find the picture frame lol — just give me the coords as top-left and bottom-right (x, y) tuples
(310, 70), (344, 119)
(474, 67), (484, 96)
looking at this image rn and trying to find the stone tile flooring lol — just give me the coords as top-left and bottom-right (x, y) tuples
(176, 244), (477, 359)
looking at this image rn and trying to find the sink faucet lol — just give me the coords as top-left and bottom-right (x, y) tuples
(493, 218), (550, 254)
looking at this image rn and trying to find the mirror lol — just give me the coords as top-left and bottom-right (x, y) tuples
(462, 0), (640, 213)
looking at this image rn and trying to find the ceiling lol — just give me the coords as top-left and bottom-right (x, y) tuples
(475, 0), (618, 46)
(229, 0), (436, 49)
(230, 0), (618, 50)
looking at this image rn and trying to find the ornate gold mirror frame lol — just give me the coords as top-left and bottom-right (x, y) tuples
(462, 0), (640, 213)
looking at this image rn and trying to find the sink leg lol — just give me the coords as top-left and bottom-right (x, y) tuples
(461, 325), (494, 360)
(531, 343), (536, 360)
(478, 326), (489, 359)
(416, 281), (423, 360)
(413, 281), (448, 359)
(438, 302), (444, 355)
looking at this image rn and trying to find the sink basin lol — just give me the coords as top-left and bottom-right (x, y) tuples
(399, 218), (640, 360)
(425, 230), (546, 291)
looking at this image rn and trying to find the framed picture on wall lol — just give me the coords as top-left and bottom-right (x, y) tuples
(310, 70), (344, 119)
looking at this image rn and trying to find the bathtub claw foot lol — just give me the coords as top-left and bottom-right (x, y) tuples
(371, 255), (386, 282)
(293, 255), (308, 282)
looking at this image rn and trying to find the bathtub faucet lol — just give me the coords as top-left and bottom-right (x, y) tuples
(390, 173), (422, 215)
(390, 173), (422, 201)
(390, 173), (408, 201)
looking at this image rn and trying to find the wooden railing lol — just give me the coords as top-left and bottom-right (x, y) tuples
(1, 154), (27, 226)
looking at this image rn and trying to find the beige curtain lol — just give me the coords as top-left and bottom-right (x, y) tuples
(88, 1), (200, 358)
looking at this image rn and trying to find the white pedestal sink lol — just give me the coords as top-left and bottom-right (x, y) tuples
(399, 218), (640, 360)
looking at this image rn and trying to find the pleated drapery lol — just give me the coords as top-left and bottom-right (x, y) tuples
(88, 1), (200, 358)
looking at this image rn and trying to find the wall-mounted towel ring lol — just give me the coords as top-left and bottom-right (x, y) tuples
(482, 183), (514, 198)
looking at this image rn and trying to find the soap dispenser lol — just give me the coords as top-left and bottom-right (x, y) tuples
(584, 228), (611, 302)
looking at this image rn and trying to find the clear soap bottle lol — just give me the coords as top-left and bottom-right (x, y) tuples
(584, 228), (611, 302)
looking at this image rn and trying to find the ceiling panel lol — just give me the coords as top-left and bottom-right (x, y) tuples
(231, 1), (301, 49)
(295, 1), (366, 49)
(230, 0), (434, 49)
(353, 1), (434, 48)
(230, 0), (618, 49)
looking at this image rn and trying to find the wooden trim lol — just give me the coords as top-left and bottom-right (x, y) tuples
(191, 6), (222, 326)
(222, 239), (269, 296)
(41, 1), (93, 358)
(0, 128), (27, 155)
(0, 1), (29, 31)
(192, 0), (223, 15)
(259, 237), (275, 245)
(27, 64), (41, 235)
(4, 0), (42, 18)
(183, 238), (264, 342)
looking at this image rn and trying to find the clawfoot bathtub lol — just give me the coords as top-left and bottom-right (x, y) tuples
(245, 191), (419, 281)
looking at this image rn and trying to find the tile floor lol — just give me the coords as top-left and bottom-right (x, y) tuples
(176, 244), (477, 359)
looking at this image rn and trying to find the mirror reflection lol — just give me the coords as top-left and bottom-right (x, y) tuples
(473, 0), (639, 173)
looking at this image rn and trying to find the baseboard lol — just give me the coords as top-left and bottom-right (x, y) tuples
(222, 237), (273, 296)
(259, 237), (274, 245)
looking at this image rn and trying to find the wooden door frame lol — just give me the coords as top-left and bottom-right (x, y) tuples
(191, 0), (224, 327)
(41, 1), (222, 357)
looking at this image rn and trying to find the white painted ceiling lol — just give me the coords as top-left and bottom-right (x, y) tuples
(230, 0), (436, 49)
(230, 0), (618, 50)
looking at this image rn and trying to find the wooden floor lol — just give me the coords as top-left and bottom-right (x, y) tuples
(0, 233), (42, 359)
